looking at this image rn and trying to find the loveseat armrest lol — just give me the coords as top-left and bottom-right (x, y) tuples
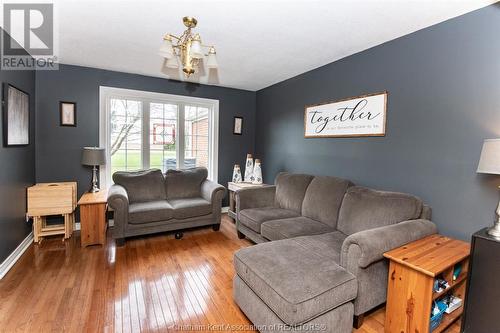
(235, 186), (276, 213)
(107, 184), (129, 239)
(201, 180), (226, 205)
(340, 219), (437, 269)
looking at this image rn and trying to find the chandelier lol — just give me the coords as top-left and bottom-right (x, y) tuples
(159, 16), (218, 77)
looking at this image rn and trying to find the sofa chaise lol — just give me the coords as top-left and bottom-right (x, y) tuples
(107, 167), (225, 245)
(233, 172), (437, 332)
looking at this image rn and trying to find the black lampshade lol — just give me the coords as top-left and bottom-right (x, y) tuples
(81, 147), (106, 166)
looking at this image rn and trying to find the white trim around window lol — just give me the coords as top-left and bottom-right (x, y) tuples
(99, 86), (219, 190)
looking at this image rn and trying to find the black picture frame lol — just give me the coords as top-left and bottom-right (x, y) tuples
(233, 116), (243, 135)
(3, 83), (30, 147)
(60, 101), (77, 127)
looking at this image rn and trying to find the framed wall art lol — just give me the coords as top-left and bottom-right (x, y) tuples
(304, 91), (387, 138)
(233, 116), (243, 135)
(60, 101), (77, 126)
(3, 83), (29, 146)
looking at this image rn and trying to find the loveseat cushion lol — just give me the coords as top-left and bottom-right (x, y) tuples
(168, 197), (212, 219)
(165, 167), (207, 199)
(128, 200), (173, 224)
(261, 217), (334, 241)
(274, 172), (314, 213)
(301, 176), (352, 228)
(337, 186), (423, 235)
(239, 207), (300, 233)
(234, 239), (357, 326)
(113, 169), (167, 204)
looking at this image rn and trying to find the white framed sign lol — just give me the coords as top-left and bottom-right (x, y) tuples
(304, 91), (387, 138)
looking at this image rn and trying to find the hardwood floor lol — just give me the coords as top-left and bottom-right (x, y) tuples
(0, 215), (460, 332)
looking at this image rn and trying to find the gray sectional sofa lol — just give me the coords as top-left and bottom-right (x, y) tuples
(107, 168), (225, 245)
(233, 172), (437, 332)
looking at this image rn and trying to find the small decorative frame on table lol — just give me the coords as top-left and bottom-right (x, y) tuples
(60, 101), (77, 127)
(233, 116), (243, 135)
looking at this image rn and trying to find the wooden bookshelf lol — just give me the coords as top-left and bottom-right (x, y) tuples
(383, 234), (470, 333)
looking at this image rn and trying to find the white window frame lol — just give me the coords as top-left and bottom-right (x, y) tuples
(99, 86), (219, 189)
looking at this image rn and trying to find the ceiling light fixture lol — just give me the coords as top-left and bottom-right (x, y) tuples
(159, 16), (218, 77)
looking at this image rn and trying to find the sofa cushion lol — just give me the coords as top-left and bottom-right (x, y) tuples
(128, 200), (173, 224)
(234, 239), (357, 326)
(274, 172), (314, 213)
(168, 197), (212, 219)
(113, 169), (166, 204)
(301, 176), (352, 228)
(239, 207), (300, 233)
(261, 217), (334, 241)
(337, 186), (423, 235)
(291, 231), (347, 263)
(165, 167), (207, 199)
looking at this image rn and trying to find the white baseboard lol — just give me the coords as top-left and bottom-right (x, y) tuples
(0, 231), (33, 280)
(221, 206), (229, 213)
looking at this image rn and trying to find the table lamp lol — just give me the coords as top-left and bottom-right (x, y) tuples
(477, 138), (500, 238)
(81, 147), (106, 193)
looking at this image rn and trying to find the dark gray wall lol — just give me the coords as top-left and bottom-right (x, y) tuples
(255, 4), (500, 240)
(36, 64), (256, 203)
(0, 40), (36, 262)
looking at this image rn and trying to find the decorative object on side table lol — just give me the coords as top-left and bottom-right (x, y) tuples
(252, 159), (263, 184)
(27, 182), (77, 243)
(81, 147), (106, 192)
(384, 234), (470, 333)
(244, 153), (254, 182)
(476, 138), (500, 238)
(78, 190), (108, 247)
(59, 101), (76, 126)
(3, 83), (29, 146)
(233, 116), (243, 135)
(232, 164), (242, 183)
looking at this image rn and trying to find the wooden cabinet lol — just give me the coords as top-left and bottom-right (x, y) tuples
(383, 234), (470, 333)
(78, 191), (107, 247)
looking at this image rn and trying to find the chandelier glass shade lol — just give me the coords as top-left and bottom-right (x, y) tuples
(159, 17), (218, 76)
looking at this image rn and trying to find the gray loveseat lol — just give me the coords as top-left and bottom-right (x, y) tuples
(107, 167), (225, 246)
(233, 172), (437, 332)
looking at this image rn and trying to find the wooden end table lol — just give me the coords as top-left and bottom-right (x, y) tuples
(383, 234), (470, 333)
(227, 182), (269, 222)
(78, 190), (108, 247)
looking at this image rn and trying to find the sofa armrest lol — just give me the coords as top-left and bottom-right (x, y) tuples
(340, 219), (437, 269)
(236, 186), (276, 213)
(201, 180), (226, 205)
(107, 184), (129, 238)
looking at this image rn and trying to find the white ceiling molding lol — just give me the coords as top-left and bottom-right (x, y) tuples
(49, 0), (496, 91)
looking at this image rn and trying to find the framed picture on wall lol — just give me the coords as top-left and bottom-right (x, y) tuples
(60, 101), (77, 126)
(304, 91), (388, 138)
(3, 83), (30, 146)
(233, 116), (243, 135)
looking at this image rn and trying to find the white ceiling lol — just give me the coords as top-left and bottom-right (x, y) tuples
(35, 0), (500, 90)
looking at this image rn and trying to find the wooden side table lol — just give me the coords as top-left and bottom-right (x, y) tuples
(227, 182), (269, 221)
(383, 234), (470, 333)
(78, 190), (108, 247)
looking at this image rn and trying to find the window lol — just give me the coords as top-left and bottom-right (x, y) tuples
(99, 87), (219, 189)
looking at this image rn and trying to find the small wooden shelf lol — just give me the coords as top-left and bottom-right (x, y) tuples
(433, 307), (463, 333)
(432, 273), (467, 300)
(383, 234), (470, 333)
